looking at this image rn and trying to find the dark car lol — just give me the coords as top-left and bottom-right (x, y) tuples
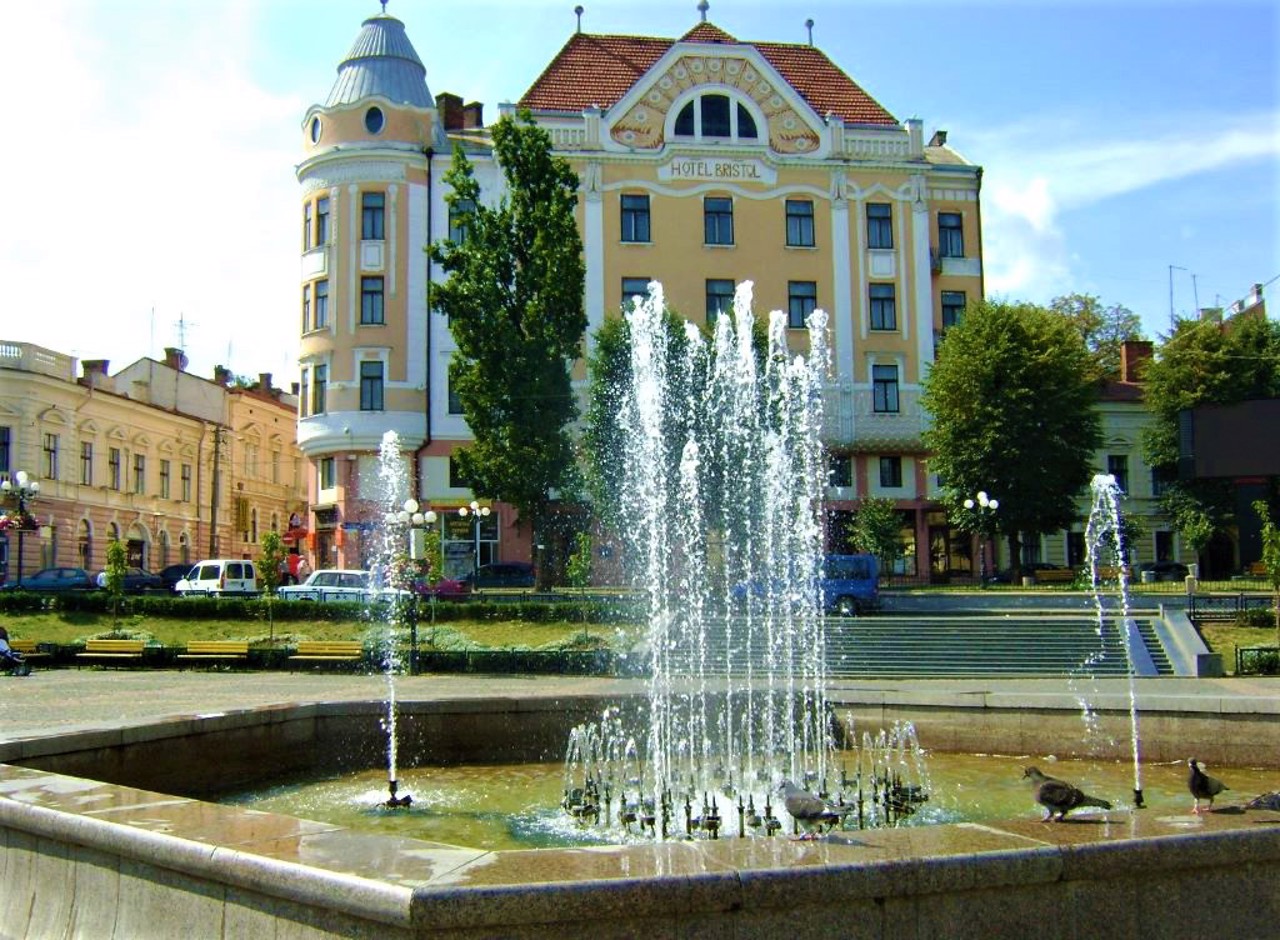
(1138, 561), (1190, 582)
(462, 562), (536, 589)
(1, 567), (96, 592)
(159, 564), (194, 592)
(96, 567), (167, 594)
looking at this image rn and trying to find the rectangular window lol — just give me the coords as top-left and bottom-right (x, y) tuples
(704, 197), (734, 246)
(938, 212), (964, 258)
(312, 365), (327, 414)
(788, 281), (817, 329)
(0, 426), (9, 475)
(872, 364), (900, 413)
(316, 196), (329, 245)
(299, 371), (310, 419)
(303, 202), (313, 251)
(362, 191), (385, 240)
(1151, 466), (1173, 497)
(869, 283), (897, 330)
(360, 276), (385, 325)
(1107, 454), (1129, 492)
(879, 456), (903, 488)
(80, 442), (93, 486)
(620, 194), (650, 243)
(181, 463), (192, 502)
(159, 459), (171, 499)
(447, 361), (464, 415)
(706, 278), (734, 326)
(133, 454), (146, 495)
(786, 199), (815, 247)
(448, 197), (475, 243)
(621, 277), (650, 310)
(319, 457), (336, 490)
(941, 290), (966, 329)
(829, 454), (853, 488)
(448, 455), (470, 489)
(1155, 529), (1174, 562)
(109, 447), (121, 490)
(301, 284), (311, 333)
(866, 202), (893, 249)
(360, 360), (384, 411)
(42, 433), (58, 480)
(313, 279), (329, 329)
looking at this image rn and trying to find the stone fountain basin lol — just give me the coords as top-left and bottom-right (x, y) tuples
(3, 690), (1280, 938)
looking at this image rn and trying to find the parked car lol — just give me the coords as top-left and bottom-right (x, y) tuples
(0, 567), (96, 593)
(462, 562), (536, 589)
(175, 559), (260, 597)
(1138, 561), (1190, 582)
(95, 567), (166, 594)
(989, 562), (1065, 585)
(277, 569), (409, 603)
(159, 564), (194, 592)
(730, 553), (880, 616)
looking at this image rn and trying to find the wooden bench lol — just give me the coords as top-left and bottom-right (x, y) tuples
(77, 639), (146, 667)
(1248, 561), (1269, 578)
(287, 641), (366, 669)
(8, 640), (51, 662)
(176, 640), (250, 667)
(1033, 569), (1077, 584)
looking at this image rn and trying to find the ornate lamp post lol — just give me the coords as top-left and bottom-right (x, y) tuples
(382, 499), (437, 676)
(457, 500), (490, 578)
(1, 470), (41, 587)
(962, 490), (999, 586)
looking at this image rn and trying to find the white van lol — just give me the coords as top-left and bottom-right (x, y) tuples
(175, 559), (260, 597)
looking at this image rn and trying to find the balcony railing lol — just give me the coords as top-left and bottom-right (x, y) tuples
(821, 385), (927, 450)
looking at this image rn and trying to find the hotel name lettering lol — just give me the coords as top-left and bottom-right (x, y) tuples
(660, 158), (775, 184)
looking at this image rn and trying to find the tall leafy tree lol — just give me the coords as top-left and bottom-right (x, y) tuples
(1141, 314), (1280, 559)
(1049, 293), (1145, 378)
(430, 109), (586, 575)
(845, 497), (903, 577)
(922, 299), (1102, 577)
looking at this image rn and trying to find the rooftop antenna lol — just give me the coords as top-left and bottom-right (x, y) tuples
(574, 5), (583, 32)
(698, 0), (709, 22)
(805, 18), (815, 46)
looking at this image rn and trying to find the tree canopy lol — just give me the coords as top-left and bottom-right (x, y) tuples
(1048, 292), (1145, 378)
(922, 299), (1102, 571)
(429, 109), (587, 551)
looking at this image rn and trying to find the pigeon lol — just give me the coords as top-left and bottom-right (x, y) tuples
(779, 780), (844, 838)
(1245, 792), (1280, 812)
(1188, 758), (1229, 813)
(1022, 766), (1112, 821)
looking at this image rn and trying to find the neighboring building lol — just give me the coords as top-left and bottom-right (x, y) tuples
(296, 8), (985, 579)
(0, 343), (306, 584)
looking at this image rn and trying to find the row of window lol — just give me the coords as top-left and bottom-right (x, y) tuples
(829, 454), (906, 489)
(301, 276), (386, 332)
(827, 454), (1165, 498)
(302, 192), (386, 251)
(621, 194), (966, 256)
(299, 361), (385, 417)
(5, 430), (196, 501)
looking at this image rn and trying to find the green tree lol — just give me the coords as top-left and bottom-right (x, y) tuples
(1141, 314), (1280, 565)
(922, 299), (1102, 579)
(429, 109), (586, 588)
(1049, 292), (1145, 378)
(104, 539), (127, 628)
(566, 529), (594, 639)
(1254, 500), (1280, 647)
(845, 497), (902, 577)
(258, 530), (286, 644)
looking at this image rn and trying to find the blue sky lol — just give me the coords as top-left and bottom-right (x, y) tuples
(1, 0), (1275, 383)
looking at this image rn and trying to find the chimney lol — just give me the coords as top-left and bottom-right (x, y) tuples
(291, 381), (300, 395)
(258, 372), (273, 392)
(1120, 340), (1153, 383)
(905, 118), (923, 158)
(929, 129), (948, 147)
(214, 365), (232, 387)
(463, 101), (484, 129)
(436, 92), (464, 131)
(81, 360), (111, 388)
(163, 347), (188, 371)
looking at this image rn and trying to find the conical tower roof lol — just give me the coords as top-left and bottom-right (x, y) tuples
(325, 13), (432, 108)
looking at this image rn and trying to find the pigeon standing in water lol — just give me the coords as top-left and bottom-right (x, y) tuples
(779, 780), (843, 838)
(1188, 758), (1229, 813)
(1022, 766), (1113, 821)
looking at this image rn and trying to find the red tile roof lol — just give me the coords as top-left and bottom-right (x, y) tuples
(518, 23), (897, 126)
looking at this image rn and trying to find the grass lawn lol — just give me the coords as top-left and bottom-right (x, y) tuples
(1200, 621), (1280, 675)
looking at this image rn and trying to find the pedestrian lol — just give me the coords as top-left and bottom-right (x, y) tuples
(296, 555), (312, 582)
(0, 627), (30, 676)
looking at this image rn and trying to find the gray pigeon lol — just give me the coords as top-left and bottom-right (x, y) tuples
(1188, 758), (1229, 813)
(1022, 766), (1112, 821)
(779, 779), (843, 837)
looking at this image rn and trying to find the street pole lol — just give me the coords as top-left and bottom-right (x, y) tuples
(1, 470), (40, 587)
(963, 491), (999, 587)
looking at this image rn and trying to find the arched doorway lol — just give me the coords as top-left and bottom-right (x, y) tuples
(125, 523), (149, 569)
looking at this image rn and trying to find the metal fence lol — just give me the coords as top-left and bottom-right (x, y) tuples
(1189, 593), (1274, 621)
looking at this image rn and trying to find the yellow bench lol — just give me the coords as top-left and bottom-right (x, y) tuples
(77, 639), (146, 667)
(1033, 569), (1076, 584)
(1248, 561), (1269, 577)
(177, 640), (250, 666)
(287, 641), (366, 668)
(8, 640), (50, 662)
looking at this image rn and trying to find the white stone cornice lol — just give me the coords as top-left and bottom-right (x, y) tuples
(299, 159), (408, 194)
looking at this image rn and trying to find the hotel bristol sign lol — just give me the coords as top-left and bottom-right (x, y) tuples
(658, 157), (776, 185)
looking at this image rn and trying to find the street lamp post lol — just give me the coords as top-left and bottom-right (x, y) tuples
(963, 490), (999, 587)
(382, 499), (438, 676)
(457, 500), (490, 580)
(1, 470), (41, 587)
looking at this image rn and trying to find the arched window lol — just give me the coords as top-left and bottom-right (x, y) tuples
(77, 519), (92, 570)
(179, 532), (191, 565)
(159, 530), (170, 567)
(672, 93), (759, 142)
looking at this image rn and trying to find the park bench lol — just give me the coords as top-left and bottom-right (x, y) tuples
(176, 640), (250, 667)
(77, 639), (146, 668)
(8, 640), (51, 662)
(1248, 561), (1268, 578)
(287, 641), (366, 669)
(1033, 569), (1076, 584)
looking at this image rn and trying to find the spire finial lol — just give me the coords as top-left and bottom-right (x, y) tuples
(805, 18), (815, 46)
(574, 4), (584, 32)
(697, 0), (709, 22)
(379, 0), (388, 13)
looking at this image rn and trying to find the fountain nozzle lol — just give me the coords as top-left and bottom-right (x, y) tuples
(1133, 788), (1145, 809)
(385, 780), (413, 808)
